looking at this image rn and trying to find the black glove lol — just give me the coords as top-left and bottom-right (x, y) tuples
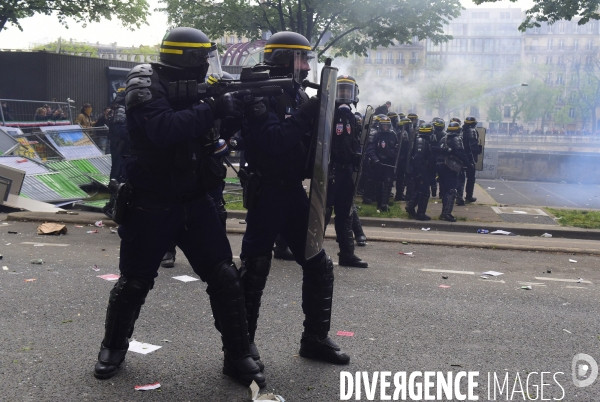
(244, 97), (268, 121)
(298, 96), (320, 116)
(204, 93), (243, 120)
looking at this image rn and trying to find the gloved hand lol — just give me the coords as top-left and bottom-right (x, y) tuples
(243, 97), (268, 121)
(204, 93), (243, 120)
(298, 96), (320, 116)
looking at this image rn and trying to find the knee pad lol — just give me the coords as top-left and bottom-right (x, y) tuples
(109, 276), (152, 307)
(241, 254), (272, 290)
(207, 261), (242, 296)
(303, 252), (333, 280)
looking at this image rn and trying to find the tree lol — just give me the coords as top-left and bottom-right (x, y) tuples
(159, 0), (463, 58)
(474, 0), (600, 30)
(0, 0), (150, 33)
(570, 56), (600, 132)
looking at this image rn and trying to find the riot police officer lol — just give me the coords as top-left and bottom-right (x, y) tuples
(361, 114), (385, 204)
(324, 75), (368, 268)
(404, 112), (420, 200)
(431, 118), (447, 197)
(92, 27), (265, 388)
(457, 116), (480, 204)
(394, 117), (411, 201)
(239, 31), (350, 368)
(437, 122), (472, 222)
(405, 123), (433, 220)
(365, 116), (399, 212)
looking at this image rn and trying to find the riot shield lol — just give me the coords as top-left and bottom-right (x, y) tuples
(405, 127), (417, 172)
(304, 63), (338, 261)
(475, 127), (486, 171)
(351, 105), (374, 198)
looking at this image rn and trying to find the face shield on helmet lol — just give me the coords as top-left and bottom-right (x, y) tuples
(292, 49), (314, 83)
(379, 118), (392, 132)
(206, 48), (223, 78)
(336, 77), (358, 104)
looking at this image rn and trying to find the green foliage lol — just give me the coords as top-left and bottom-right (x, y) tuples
(547, 208), (600, 229)
(474, 0), (600, 31)
(158, 0), (463, 58)
(0, 0), (150, 33)
(32, 41), (100, 56)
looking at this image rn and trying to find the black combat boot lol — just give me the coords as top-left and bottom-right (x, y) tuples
(210, 262), (266, 388)
(465, 195), (477, 203)
(273, 236), (295, 261)
(160, 248), (176, 268)
(405, 197), (418, 218)
(415, 195), (431, 221)
(94, 277), (151, 379)
(351, 206), (367, 247)
(439, 189), (457, 222)
(455, 197), (465, 206)
(299, 254), (350, 365)
(337, 216), (368, 268)
(241, 255), (272, 373)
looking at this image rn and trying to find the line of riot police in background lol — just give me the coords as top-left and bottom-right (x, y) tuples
(355, 108), (484, 222)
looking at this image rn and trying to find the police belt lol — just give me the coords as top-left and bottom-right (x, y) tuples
(258, 176), (302, 188)
(133, 188), (205, 203)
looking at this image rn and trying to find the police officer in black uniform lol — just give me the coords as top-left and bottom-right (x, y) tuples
(437, 122), (472, 222)
(394, 117), (411, 201)
(365, 116), (399, 212)
(431, 118), (447, 197)
(457, 116), (480, 204)
(239, 31), (350, 368)
(405, 123), (433, 220)
(92, 27), (265, 388)
(324, 75), (368, 268)
(404, 112), (420, 200)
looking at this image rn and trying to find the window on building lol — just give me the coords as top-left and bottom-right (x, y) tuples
(570, 91), (577, 101)
(376, 69), (381, 76)
(587, 40), (594, 50)
(532, 56), (537, 64)
(472, 12), (490, 19)
(557, 56), (564, 65)
(504, 106), (511, 118)
(547, 39), (553, 50)
(546, 73), (553, 84)
(386, 52), (393, 63)
(559, 39), (564, 50)
(397, 69), (403, 78)
(238, 37), (242, 43)
(569, 108), (576, 118)
(559, 23), (566, 33)
(376, 52), (382, 63)
(589, 23), (595, 33)
(546, 56), (553, 65)
(557, 73), (564, 85)
(230, 36), (235, 44)
(547, 24), (553, 34)
(499, 12), (510, 19)
(221, 37), (225, 45)
(557, 94), (563, 103)
(386, 69), (392, 77)
(574, 39), (579, 50)
(533, 26), (540, 34)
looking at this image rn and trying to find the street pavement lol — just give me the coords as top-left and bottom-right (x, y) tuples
(0, 219), (599, 401)
(478, 179), (600, 210)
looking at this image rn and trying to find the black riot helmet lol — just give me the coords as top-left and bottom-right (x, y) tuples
(264, 31), (314, 83)
(433, 118), (445, 132)
(387, 112), (399, 127)
(379, 116), (392, 132)
(354, 112), (363, 127)
(450, 117), (462, 125)
(464, 116), (478, 128)
(336, 75), (359, 104)
(398, 113), (406, 120)
(159, 27), (222, 80)
(418, 123), (434, 138)
(447, 122), (462, 135)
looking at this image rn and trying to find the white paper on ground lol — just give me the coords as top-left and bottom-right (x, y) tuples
(490, 230), (514, 235)
(481, 271), (504, 276)
(512, 210), (528, 214)
(135, 382), (161, 391)
(172, 275), (199, 282)
(569, 259), (577, 263)
(129, 340), (162, 355)
(421, 228), (431, 231)
(249, 380), (285, 401)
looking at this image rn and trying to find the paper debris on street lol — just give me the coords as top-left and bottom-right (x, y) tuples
(421, 228), (430, 231)
(134, 382), (161, 391)
(249, 381), (285, 401)
(569, 259), (577, 263)
(490, 230), (515, 236)
(97, 274), (120, 281)
(129, 340), (162, 355)
(336, 331), (354, 337)
(438, 285), (451, 288)
(172, 275), (200, 283)
(481, 271), (504, 277)
(37, 222), (68, 235)
(541, 233), (553, 238)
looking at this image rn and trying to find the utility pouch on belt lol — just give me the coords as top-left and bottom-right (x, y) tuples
(243, 172), (260, 210)
(112, 182), (133, 225)
(199, 156), (227, 192)
(444, 156), (463, 173)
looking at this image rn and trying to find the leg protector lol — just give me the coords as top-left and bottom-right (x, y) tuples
(215, 197), (228, 228)
(440, 189), (457, 222)
(416, 194), (431, 221)
(351, 206), (367, 246)
(240, 255), (271, 342)
(301, 253), (334, 338)
(94, 276), (151, 379)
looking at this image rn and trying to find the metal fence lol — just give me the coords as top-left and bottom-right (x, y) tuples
(1, 98), (74, 126)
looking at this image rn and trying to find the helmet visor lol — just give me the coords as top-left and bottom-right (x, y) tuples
(206, 48), (223, 78)
(336, 81), (357, 104)
(293, 49), (314, 83)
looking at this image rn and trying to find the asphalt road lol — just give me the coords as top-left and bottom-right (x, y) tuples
(1, 220), (599, 401)
(479, 179), (600, 210)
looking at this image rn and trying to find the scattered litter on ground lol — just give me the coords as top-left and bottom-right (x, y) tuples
(92, 265), (100, 272)
(438, 285), (450, 289)
(336, 331), (354, 337)
(541, 233), (552, 238)
(61, 319), (72, 323)
(547, 270), (552, 273)
(521, 285), (532, 290)
(239, 220), (246, 224)
(110, 228), (118, 233)
(161, 339), (171, 343)
(95, 220), (104, 227)
(249, 380), (285, 401)
(1, 223), (7, 225)
(477, 229), (489, 234)
(401, 241), (408, 245)
(481, 271), (503, 277)
(376, 209), (381, 214)
(2, 266), (8, 271)
(75, 225), (83, 228)
(0, 254), (2, 259)
(24, 278), (36, 282)
(487, 187), (495, 190)
(569, 259), (577, 263)
(134, 382), (161, 391)
(563, 329), (572, 334)
(398, 252), (414, 256)
(512, 210), (527, 214)
(490, 230), (516, 236)
(97, 274), (120, 281)
(381, 224), (386, 227)
(37, 222), (67, 235)
(421, 228), (430, 231)
(172, 275), (199, 283)
(86, 230), (99, 234)
(577, 278), (584, 283)
(30, 259), (43, 264)
(8, 231), (17, 234)
(6, 243), (10, 246)
(128, 340), (162, 355)
(442, 275), (448, 279)
(500, 194), (504, 195)
(480, 276), (488, 279)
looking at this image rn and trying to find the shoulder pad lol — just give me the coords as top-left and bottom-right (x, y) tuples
(125, 64), (160, 110)
(113, 106), (126, 123)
